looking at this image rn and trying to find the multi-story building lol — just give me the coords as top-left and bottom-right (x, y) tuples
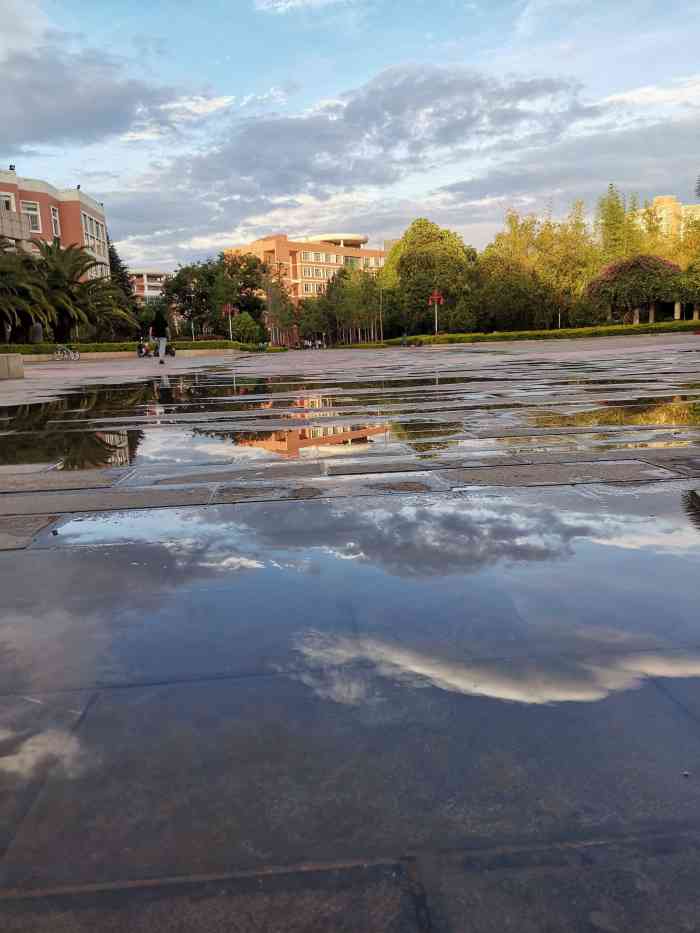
(644, 196), (700, 237)
(0, 166), (110, 277)
(225, 232), (386, 304)
(130, 269), (171, 306)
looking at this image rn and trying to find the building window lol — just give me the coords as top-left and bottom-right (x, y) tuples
(325, 253), (332, 263)
(81, 211), (107, 256)
(302, 266), (312, 277)
(20, 201), (41, 233)
(302, 251), (312, 261)
(303, 283), (314, 294)
(51, 206), (61, 238)
(314, 267), (322, 278)
(313, 252), (321, 262)
(344, 256), (359, 268)
(363, 257), (371, 268)
(0, 192), (15, 212)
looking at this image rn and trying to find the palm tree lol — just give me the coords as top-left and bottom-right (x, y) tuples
(34, 241), (135, 341)
(0, 239), (51, 341)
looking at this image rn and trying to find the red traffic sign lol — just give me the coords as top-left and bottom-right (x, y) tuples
(428, 290), (444, 305)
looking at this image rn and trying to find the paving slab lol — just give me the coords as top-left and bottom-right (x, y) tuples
(0, 485), (213, 516)
(0, 515), (57, 550)
(0, 862), (419, 933)
(447, 458), (678, 486)
(0, 464), (57, 476)
(4, 481), (697, 693)
(417, 833), (700, 933)
(0, 469), (125, 494)
(2, 676), (700, 890)
(0, 693), (92, 857)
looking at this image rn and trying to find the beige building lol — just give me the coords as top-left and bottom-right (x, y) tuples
(644, 196), (700, 237)
(130, 269), (171, 306)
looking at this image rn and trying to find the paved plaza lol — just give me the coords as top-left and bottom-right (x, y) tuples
(1, 335), (700, 930)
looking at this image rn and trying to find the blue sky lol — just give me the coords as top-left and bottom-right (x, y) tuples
(4, 0), (700, 268)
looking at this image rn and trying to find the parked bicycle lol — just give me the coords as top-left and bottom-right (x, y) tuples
(53, 345), (81, 361)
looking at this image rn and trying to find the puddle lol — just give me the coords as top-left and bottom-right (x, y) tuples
(3, 360), (700, 472)
(0, 481), (691, 698)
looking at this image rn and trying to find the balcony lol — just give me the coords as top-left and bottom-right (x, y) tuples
(0, 207), (31, 243)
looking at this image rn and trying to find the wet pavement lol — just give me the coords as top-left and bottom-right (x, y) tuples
(2, 339), (700, 930)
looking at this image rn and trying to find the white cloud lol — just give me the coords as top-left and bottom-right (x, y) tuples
(296, 631), (700, 706)
(0, 729), (86, 778)
(255, 0), (351, 11)
(0, 0), (49, 56)
(603, 74), (700, 109)
(161, 95), (236, 119)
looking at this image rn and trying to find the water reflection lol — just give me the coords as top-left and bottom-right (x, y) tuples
(3, 484), (700, 706)
(536, 398), (700, 428)
(294, 630), (700, 706)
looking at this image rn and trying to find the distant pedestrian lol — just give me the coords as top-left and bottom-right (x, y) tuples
(151, 308), (170, 365)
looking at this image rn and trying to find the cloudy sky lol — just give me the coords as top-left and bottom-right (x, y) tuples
(4, 0), (699, 268)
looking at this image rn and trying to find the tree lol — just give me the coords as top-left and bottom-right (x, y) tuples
(162, 261), (216, 336)
(0, 240), (51, 341)
(474, 256), (559, 332)
(587, 254), (682, 316)
(163, 253), (268, 337)
(448, 293), (477, 333)
(231, 311), (263, 343)
(263, 264), (296, 344)
(107, 235), (137, 316)
(33, 241), (134, 342)
(595, 184), (645, 263)
(391, 219), (478, 334)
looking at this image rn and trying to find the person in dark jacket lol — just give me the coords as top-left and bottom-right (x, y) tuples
(151, 308), (170, 364)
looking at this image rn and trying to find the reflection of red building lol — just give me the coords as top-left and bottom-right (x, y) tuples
(238, 423), (387, 458)
(237, 395), (388, 457)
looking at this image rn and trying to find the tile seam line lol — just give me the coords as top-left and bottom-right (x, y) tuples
(4, 645), (700, 697)
(0, 690), (100, 870)
(650, 677), (700, 730)
(0, 472), (691, 518)
(1, 827), (699, 903)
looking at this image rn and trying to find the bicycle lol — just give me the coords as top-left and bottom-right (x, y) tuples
(52, 345), (81, 361)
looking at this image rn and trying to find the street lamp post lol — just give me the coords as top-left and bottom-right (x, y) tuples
(428, 289), (444, 335)
(188, 282), (196, 341)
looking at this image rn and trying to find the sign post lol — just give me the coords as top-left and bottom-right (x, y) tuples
(222, 304), (236, 342)
(428, 290), (444, 335)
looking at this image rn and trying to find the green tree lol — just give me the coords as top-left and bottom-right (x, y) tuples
(0, 240), (51, 341)
(107, 235), (137, 316)
(33, 241), (134, 342)
(474, 256), (559, 332)
(391, 219), (478, 334)
(587, 254), (682, 317)
(231, 311), (263, 343)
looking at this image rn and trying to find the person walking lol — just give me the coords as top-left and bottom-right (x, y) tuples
(151, 307), (170, 365)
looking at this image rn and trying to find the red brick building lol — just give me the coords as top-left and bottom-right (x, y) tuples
(225, 232), (386, 304)
(0, 166), (109, 277)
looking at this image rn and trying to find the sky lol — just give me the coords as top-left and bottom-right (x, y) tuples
(3, 0), (700, 269)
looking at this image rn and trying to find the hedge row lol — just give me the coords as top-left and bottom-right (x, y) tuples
(1, 340), (287, 355)
(382, 320), (700, 346)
